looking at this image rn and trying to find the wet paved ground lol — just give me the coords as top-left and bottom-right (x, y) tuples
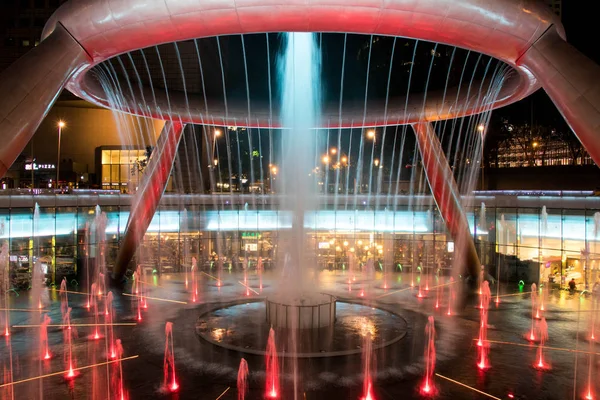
(1, 269), (599, 400)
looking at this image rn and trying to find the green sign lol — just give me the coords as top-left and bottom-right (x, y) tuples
(242, 232), (261, 239)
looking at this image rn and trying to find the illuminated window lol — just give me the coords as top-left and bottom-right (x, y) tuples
(120, 150), (131, 165)
(101, 150), (111, 165)
(101, 165), (110, 182)
(120, 165), (129, 183)
(111, 165), (119, 184)
(110, 150), (120, 164)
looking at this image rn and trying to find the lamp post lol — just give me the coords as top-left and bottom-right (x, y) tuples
(211, 129), (221, 164)
(56, 120), (65, 189)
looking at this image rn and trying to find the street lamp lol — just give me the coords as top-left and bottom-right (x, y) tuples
(341, 156), (348, 164)
(211, 128), (222, 167)
(271, 166), (278, 175)
(56, 120), (65, 189)
(367, 129), (376, 141)
(322, 155), (330, 164)
(330, 148), (337, 155)
(374, 159), (380, 167)
(477, 124), (485, 133)
(532, 141), (539, 148)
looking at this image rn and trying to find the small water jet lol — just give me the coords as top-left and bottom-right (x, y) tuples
(477, 281), (491, 370)
(447, 277), (455, 316)
(90, 282), (101, 340)
(237, 358), (249, 400)
(63, 307), (78, 379)
(59, 277), (69, 323)
(31, 259), (46, 310)
(534, 317), (549, 370)
(113, 339), (127, 400)
(265, 328), (279, 398)
(536, 284), (545, 318)
(105, 292), (116, 358)
(40, 314), (51, 360)
(360, 333), (375, 400)
(163, 322), (178, 392)
(191, 257), (198, 303)
(257, 256), (264, 291)
(420, 316), (436, 396)
(528, 283), (538, 341)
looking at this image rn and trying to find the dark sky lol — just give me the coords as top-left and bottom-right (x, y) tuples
(493, 1), (596, 127)
(562, 2), (597, 64)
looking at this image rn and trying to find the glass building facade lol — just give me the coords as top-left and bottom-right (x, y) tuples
(99, 148), (147, 191)
(0, 192), (598, 290)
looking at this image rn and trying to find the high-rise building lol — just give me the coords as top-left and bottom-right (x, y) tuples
(544, 0), (562, 18)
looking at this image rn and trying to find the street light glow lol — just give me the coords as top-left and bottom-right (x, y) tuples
(58, 121), (66, 128)
(477, 124), (485, 132)
(341, 156), (348, 163)
(271, 166), (278, 174)
(214, 129), (222, 137)
(322, 155), (330, 164)
(330, 148), (337, 155)
(374, 159), (380, 167)
(532, 142), (539, 148)
(367, 130), (376, 139)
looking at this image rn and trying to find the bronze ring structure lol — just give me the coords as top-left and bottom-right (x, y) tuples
(1, 0), (599, 282)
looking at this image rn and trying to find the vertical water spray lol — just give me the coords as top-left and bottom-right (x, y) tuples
(237, 358), (249, 400)
(586, 308), (596, 399)
(447, 277), (455, 316)
(105, 292), (115, 358)
(535, 317), (549, 370)
(90, 282), (101, 340)
(163, 322), (178, 392)
(113, 339), (127, 400)
(257, 256), (263, 292)
(40, 314), (51, 360)
(191, 257), (198, 302)
(537, 284), (545, 317)
(277, 32), (320, 400)
(528, 283), (538, 341)
(479, 202), (486, 233)
(421, 316), (436, 395)
(63, 307), (77, 379)
(133, 267), (143, 321)
(278, 32), (320, 288)
(435, 274), (443, 310)
(94, 208), (108, 295)
(59, 277), (69, 324)
(0, 243), (14, 400)
(32, 204), (46, 309)
(265, 328), (279, 398)
(360, 332), (375, 400)
(477, 281), (491, 370)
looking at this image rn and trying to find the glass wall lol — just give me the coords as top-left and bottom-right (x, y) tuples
(101, 149), (146, 191)
(0, 199), (598, 289)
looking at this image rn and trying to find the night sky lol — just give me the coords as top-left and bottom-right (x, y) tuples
(500, 1), (597, 127)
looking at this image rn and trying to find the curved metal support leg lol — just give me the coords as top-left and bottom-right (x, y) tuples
(412, 122), (480, 280)
(113, 121), (186, 282)
(0, 24), (89, 177)
(520, 28), (600, 167)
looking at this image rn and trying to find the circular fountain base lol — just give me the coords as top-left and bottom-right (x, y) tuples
(196, 298), (408, 358)
(266, 292), (336, 330)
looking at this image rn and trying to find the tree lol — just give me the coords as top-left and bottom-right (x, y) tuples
(130, 146), (153, 176)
